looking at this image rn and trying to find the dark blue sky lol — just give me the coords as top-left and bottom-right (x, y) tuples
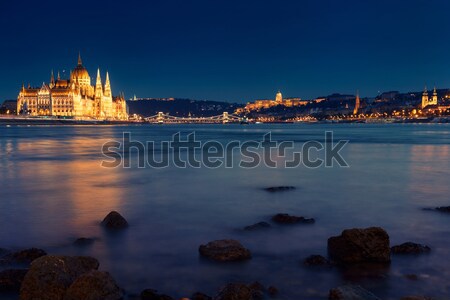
(1, 0), (449, 102)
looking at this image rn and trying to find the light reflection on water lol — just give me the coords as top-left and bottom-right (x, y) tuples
(0, 124), (449, 299)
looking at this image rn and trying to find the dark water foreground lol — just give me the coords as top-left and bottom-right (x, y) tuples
(0, 124), (449, 299)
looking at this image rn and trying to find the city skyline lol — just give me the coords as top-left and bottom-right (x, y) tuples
(1, 0), (450, 103)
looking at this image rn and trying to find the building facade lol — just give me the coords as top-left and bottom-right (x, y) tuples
(421, 87), (438, 109)
(17, 55), (128, 120)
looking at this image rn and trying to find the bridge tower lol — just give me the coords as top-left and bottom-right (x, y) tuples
(157, 112), (165, 123)
(222, 112), (229, 124)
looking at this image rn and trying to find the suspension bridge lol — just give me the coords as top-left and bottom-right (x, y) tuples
(144, 112), (247, 124)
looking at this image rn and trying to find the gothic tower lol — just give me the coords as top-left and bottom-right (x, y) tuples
(422, 86), (429, 109)
(353, 90), (360, 115)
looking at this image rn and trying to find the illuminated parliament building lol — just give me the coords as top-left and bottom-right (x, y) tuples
(17, 54), (128, 120)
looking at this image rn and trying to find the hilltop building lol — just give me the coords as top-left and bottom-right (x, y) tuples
(243, 91), (309, 111)
(17, 54), (128, 120)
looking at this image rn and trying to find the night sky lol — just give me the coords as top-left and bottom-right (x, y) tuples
(1, 0), (449, 102)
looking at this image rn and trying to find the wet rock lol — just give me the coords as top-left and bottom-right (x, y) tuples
(244, 222), (271, 231)
(329, 285), (381, 300)
(264, 186), (296, 192)
(140, 288), (174, 300)
(199, 240), (251, 262)
(271, 213), (315, 224)
(1, 248), (47, 265)
(391, 242), (431, 254)
(74, 238), (96, 246)
(64, 270), (123, 300)
(327, 227), (390, 264)
(303, 255), (332, 267)
(214, 283), (263, 300)
(267, 286), (278, 296)
(400, 297), (434, 300)
(101, 211), (128, 229)
(20, 255), (100, 300)
(192, 292), (212, 300)
(0, 269), (28, 292)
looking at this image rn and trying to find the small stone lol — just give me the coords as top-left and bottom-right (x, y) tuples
(140, 288), (174, 300)
(327, 227), (390, 264)
(199, 239), (251, 262)
(74, 238), (96, 246)
(264, 186), (296, 192)
(435, 206), (450, 213)
(268, 286), (278, 296)
(64, 270), (123, 300)
(0, 269), (28, 292)
(391, 242), (431, 254)
(329, 285), (381, 300)
(303, 255), (332, 267)
(101, 211), (128, 229)
(192, 292), (212, 300)
(271, 213), (315, 224)
(405, 274), (419, 281)
(214, 283), (263, 300)
(243, 222), (271, 231)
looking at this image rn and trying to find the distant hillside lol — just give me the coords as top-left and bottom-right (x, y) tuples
(126, 99), (243, 117)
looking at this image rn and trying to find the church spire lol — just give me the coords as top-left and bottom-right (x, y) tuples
(78, 52), (82, 66)
(57, 71), (61, 80)
(104, 71), (111, 97)
(50, 70), (55, 84)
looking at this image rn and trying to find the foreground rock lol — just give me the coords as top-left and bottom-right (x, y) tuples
(214, 283), (263, 300)
(391, 242), (431, 254)
(243, 222), (271, 231)
(199, 240), (251, 262)
(64, 270), (123, 300)
(303, 255), (333, 267)
(264, 186), (296, 192)
(271, 213), (315, 224)
(20, 255), (100, 300)
(0, 269), (28, 292)
(400, 297), (434, 300)
(328, 227), (390, 264)
(101, 211), (129, 229)
(140, 288), (174, 300)
(329, 285), (381, 300)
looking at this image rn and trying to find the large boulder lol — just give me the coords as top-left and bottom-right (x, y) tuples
(329, 285), (381, 300)
(199, 240), (251, 262)
(64, 270), (123, 300)
(328, 227), (390, 264)
(391, 242), (431, 254)
(101, 211), (128, 229)
(214, 283), (262, 300)
(0, 269), (28, 292)
(20, 255), (99, 300)
(271, 213), (315, 224)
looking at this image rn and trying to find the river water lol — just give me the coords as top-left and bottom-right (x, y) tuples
(0, 124), (449, 299)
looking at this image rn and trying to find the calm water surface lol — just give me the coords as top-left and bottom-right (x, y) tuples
(0, 124), (450, 299)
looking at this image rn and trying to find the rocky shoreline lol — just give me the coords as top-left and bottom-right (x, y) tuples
(0, 196), (447, 300)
